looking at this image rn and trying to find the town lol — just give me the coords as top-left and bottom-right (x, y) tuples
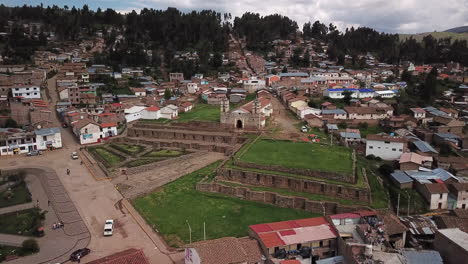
(0, 3), (467, 264)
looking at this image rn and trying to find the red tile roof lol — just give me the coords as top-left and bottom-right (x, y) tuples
(86, 248), (150, 264)
(100, 122), (117, 128)
(258, 232), (285, 248)
(145, 106), (160, 112)
(330, 213), (360, 219)
(281, 260), (301, 264)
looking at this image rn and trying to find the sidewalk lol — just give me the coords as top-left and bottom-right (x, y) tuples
(0, 233), (31, 247)
(0, 202), (34, 215)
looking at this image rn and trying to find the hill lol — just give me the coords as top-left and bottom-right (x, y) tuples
(399, 31), (468, 42)
(445, 26), (468, 33)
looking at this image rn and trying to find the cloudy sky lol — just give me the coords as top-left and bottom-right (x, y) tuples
(2, 0), (468, 33)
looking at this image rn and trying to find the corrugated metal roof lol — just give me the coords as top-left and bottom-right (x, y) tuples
(401, 250), (443, 264)
(391, 170), (413, 184)
(413, 140), (438, 154)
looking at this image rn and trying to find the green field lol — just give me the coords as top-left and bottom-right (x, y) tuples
(143, 149), (185, 158)
(399, 32), (468, 42)
(0, 181), (32, 208)
(109, 143), (145, 155)
(177, 103), (220, 122)
(88, 147), (124, 167)
(238, 139), (353, 174)
(133, 162), (319, 247)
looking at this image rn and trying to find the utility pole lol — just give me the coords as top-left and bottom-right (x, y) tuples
(396, 192), (400, 217)
(407, 192), (411, 216)
(186, 220), (192, 244)
(204, 222), (206, 241)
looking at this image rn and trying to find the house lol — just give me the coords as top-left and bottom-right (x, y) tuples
(399, 152), (433, 170)
(304, 114), (324, 128)
(169, 72), (184, 82)
(323, 88), (374, 99)
(0, 128), (38, 155)
(131, 87), (146, 97)
(448, 183), (468, 209)
(344, 107), (388, 120)
(124, 106), (146, 123)
(100, 122), (118, 138)
(374, 90), (397, 98)
(265, 74), (280, 87)
(160, 104), (179, 119)
(321, 109), (347, 120)
(410, 108), (426, 119)
(186, 82), (199, 94)
(179, 102), (193, 113)
(243, 77), (266, 93)
(390, 170), (414, 189)
(433, 133), (461, 149)
(339, 130), (361, 145)
(141, 106), (161, 120)
(416, 182), (449, 210)
(249, 217), (338, 262)
(184, 237), (264, 264)
(437, 157), (468, 177)
(11, 85), (41, 99)
(35, 127), (62, 150)
(411, 139), (439, 157)
(296, 106), (321, 119)
(434, 228), (468, 264)
(72, 119), (102, 145)
(365, 134), (408, 160)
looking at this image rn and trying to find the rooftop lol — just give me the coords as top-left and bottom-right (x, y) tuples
(437, 228), (468, 250)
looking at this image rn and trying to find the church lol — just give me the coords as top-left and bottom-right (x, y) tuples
(220, 95), (273, 130)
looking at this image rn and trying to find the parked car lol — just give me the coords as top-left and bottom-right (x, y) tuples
(71, 152), (79, 160)
(27, 150), (42, 156)
(103, 219), (114, 236)
(70, 248), (90, 261)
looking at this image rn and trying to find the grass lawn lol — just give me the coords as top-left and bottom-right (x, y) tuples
(0, 181), (32, 208)
(239, 139), (353, 174)
(124, 159), (161, 168)
(133, 161), (319, 247)
(0, 208), (43, 236)
(143, 149), (185, 158)
(358, 126), (385, 138)
(177, 104), (220, 122)
(88, 147), (124, 167)
(0, 245), (21, 261)
(109, 143), (145, 155)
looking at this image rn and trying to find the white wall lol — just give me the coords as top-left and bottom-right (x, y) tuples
(366, 140), (405, 160)
(125, 112), (142, 123)
(78, 123), (101, 144)
(12, 86), (41, 99)
(429, 193), (448, 210)
(141, 110), (161, 120)
(101, 126), (118, 138)
(36, 133), (62, 150)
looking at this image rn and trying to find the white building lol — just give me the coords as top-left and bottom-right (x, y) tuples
(324, 88), (375, 99)
(72, 119), (102, 145)
(242, 77), (266, 93)
(160, 104), (179, 119)
(296, 106), (321, 119)
(124, 106), (146, 123)
(375, 90), (397, 98)
(187, 83), (199, 94)
(35, 127), (62, 150)
(12, 85), (41, 99)
(410, 108), (426, 119)
(100, 123), (118, 138)
(365, 134), (408, 160)
(0, 129), (37, 156)
(141, 106), (161, 120)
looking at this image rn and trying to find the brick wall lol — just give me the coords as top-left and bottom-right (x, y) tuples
(196, 182), (371, 215)
(217, 168), (371, 202)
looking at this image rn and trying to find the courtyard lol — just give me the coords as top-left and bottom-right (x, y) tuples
(133, 162), (319, 247)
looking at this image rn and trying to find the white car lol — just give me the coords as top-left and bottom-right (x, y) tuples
(104, 220), (114, 236)
(71, 152), (79, 160)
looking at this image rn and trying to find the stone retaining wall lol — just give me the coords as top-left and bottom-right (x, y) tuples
(218, 168), (371, 202)
(124, 151), (208, 175)
(196, 182), (371, 215)
(233, 160), (356, 184)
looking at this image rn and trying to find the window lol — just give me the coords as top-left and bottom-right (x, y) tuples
(392, 148), (396, 151)
(438, 203), (442, 209)
(20, 146), (25, 150)
(338, 187), (342, 194)
(440, 194), (443, 199)
(384, 141), (390, 144)
(369, 146), (373, 149)
(43, 136), (47, 141)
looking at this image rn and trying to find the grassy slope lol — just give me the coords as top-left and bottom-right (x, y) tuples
(133, 161), (319, 247)
(177, 104), (220, 122)
(399, 32), (468, 42)
(239, 139), (353, 174)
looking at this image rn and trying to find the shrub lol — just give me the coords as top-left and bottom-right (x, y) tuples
(366, 154), (376, 160)
(375, 157), (382, 161)
(378, 164), (394, 176)
(21, 239), (39, 254)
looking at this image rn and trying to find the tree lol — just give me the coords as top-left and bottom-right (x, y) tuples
(21, 239), (39, 254)
(422, 67), (438, 101)
(4, 118), (18, 128)
(342, 90), (352, 106)
(164, 88), (172, 100)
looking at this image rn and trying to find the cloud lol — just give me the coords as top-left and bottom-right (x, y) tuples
(131, 0), (468, 33)
(4, 0), (468, 33)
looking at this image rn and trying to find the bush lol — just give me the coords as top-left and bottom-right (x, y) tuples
(375, 157), (382, 161)
(378, 164), (394, 176)
(366, 154), (376, 160)
(358, 122), (369, 129)
(21, 239), (39, 254)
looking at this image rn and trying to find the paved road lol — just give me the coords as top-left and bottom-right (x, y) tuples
(0, 74), (175, 263)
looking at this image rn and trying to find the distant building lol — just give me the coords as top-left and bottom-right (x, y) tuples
(365, 134), (408, 160)
(434, 228), (468, 264)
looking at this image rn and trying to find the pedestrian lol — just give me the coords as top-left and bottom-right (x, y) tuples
(67, 169), (70, 175)
(48, 200), (50, 206)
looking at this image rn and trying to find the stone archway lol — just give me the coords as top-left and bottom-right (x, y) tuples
(236, 120), (243, 129)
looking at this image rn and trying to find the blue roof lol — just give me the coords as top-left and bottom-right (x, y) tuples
(279, 72), (309, 77)
(326, 124), (339, 130)
(391, 170), (414, 184)
(322, 109), (346, 115)
(413, 140), (438, 154)
(358, 89), (375, 93)
(35, 127), (60, 136)
(406, 168), (455, 182)
(401, 250), (443, 264)
(316, 256), (345, 264)
(327, 88), (374, 93)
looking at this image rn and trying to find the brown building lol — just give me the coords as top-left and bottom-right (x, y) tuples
(434, 228), (468, 264)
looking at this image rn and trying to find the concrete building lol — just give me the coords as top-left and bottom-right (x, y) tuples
(11, 85), (41, 99)
(365, 134), (408, 160)
(0, 128), (37, 155)
(141, 106), (161, 120)
(124, 106), (146, 123)
(416, 182), (449, 210)
(72, 119), (102, 145)
(434, 228), (468, 264)
(449, 183), (468, 209)
(399, 152), (433, 170)
(242, 77), (266, 93)
(160, 104), (179, 119)
(323, 88), (375, 99)
(35, 127), (62, 150)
